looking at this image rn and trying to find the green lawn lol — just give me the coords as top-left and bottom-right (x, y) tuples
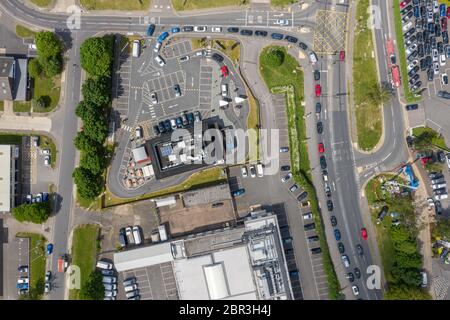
(104, 167), (226, 207)
(271, 0), (295, 6)
(172, 0), (248, 11)
(16, 25), (36, 39)
(259, 46), (341, 299)
(0, 101), (4, 112)
(30, 0), (52, 7)
(412, 127), (450, 151)
(16, 232), (47, 297)
(32, 74), (61, 113)
(80, 0), (151, 10)
(247, 91), (260, 163)
(69, 224), (101, 300)
(13, 101), (32, 113)
(353, 0), (382, 151)
(392, 0), (422, 103)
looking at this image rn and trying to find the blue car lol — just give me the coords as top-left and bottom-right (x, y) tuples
(158, 31), (169, 42)
(42, 192), (49, 202)
(17, 283), (29, 289)
(271, 33), (283, 40)
(171, 27), (181, 33)
(187, 113), (194, 124)
(440, 4), (446, 18)
(232, 189), (246, 197)
(147, 24), (155, 36)
(334, 229), (341, 241)
(163, 120), (172, 132)
(46, 243), (53, 255)
(414, 5), (420, 18)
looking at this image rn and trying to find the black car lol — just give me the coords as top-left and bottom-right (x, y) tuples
(297, 191), (308, 202)
(212, 53), (224, 63)
(427, 68), (434, 81)
(354, 268), (361, 279)
(158, 121), (166, 133)
(119, 228), (127, 247)
(271, 33), (284, 40)
(405, 103), (419, 111)
(152, 125), (160, 136)
(406, 135), (414, 148)
(407, 50), (418, 61)
(182, 26), (194, 32)
(438, 41), (444, 54)
(347, 272), (355, 283)
(187, 112), (195, 124)
(334, 230), (342, 241)
(425, 42), (431, 55)
(281, 165), (291, 171)
(437, 90), (450, 99)
(101, 269), (115, 276)
(437, 151), (446, 163)
(408, 65), (419, 77)
(425, 55), (432, 68)
(227, 27), (239, 33)
(416, 30), (424, 43)
(255, 30), (268, 37)
(406, 35), (417, 46)
(428, 22), (435, 33)
(240, 29), (253, 36)
(420, 58), (427, 70)
(356, 244), (364, 256)
(320, 156), (327, 169)
(443, 31), (449, 44)
(435, 200), (443, 215)
(307, 235), (319, 242)
(431, 36), (437, 49)
(414, 5), (420, 17)
(423, 30), (430, 42)
(402, 10), (414, 23)
(408, 74), (420, 86)
(338, 242), (345, 254)
(411, 81), (422, 91)
(311, 247), (322, 254)
(429, 172), (443, 179)
(317, 121), (323, 134)
(314, 70), (320, 81)
(435, 24), (442, 37)
(418, 44), (424, 57)
(330, 215), (337, 227)
(285, 35), (298, 43)
(327, 199), (334, 211)
(304, 223), (316, 231)
(315, 102), (322, 113)
(298, 42), (308, 50)
(420, 5), (426, 17)
(163, 119), (172, 132)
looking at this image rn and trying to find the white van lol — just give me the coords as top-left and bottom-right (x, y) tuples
(132, 226), (142, 245)
(221, 84), (228, 97)
(96, 261), (113, 270)
(256, 163), (264, 177)
(421, 271), (428, 287)
(132, 40), (141, 58)
(308, 51), (318, 64)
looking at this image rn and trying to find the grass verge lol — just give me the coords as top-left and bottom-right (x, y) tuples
(214, 39), (241, 65)
(69, 224), (101, 300)
(13, 101), (32, 113)
(30, 0), (52, 7)
(172, 0), (248, 11)
(247, 90), (260, 163)
(271, 0), (295, 6)
(259, 46), (340, 299)
(104, 167), (226, 207)
(16, 25), (36, 38)
(353, 0), (382, 151)
(0, 101), (3, 112)
(392, 0), (422, 103)
(32, 74), (61, 113)
(80, 0), (151, 10)
(16, 232), (47, 297)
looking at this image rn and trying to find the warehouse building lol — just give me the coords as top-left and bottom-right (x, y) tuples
(0, 144), (20, 212)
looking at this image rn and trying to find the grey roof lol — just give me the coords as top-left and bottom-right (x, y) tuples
(0, 56), (14, 78)
(182, 184), (231, 207)
(13, 59), (27, 101)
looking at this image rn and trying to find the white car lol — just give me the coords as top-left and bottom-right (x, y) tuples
(440, 54), (447, 67)
(427, 11), (434, 23)
(405, 43), (417, 56)
(281, 173), (292, 182)
(447, 153), (450, 169)
(154, 55), (166, 67)
(402, 21), (413, 32)
(407, 60), (419, 71)
(275, 19), (289, 26)
(194, 26), (207, 32)
(153, 41), (162, 53)
(211, 27), (222, 32)
(241, 166), (248, 178)
(125, 227), (134, 244)
(135, 126), (142, 139)
(179, 55), (190, 62)
(352, 285), (359, 295)
(44, 282), (51, 294)
(249, 165), (256, 178)
(150, 92), (158, 105)
(427, 197), (435, 207)
(434, 62), (440, 75)
(433, 49), (439, 62)
(41, 148), (50, 155)
(442, 73), (449, 85)
(302, 213), (313, 220)
(433, 0), (439, 13)
(435, 194), (449, 201)
(44, 155), (50, 166)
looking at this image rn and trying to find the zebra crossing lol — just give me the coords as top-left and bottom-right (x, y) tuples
(121, 124), (133, 132)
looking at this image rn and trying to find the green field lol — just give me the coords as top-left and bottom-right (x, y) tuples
(16, 233), (47, 298)
(353, 0), (382, 151)
(259, 46), (340, 299)
(172, 0), (248, 11)
(393, 0), (422, 103)
(30, 0), (52, 7)
(69, 225), (101, 300)
(16, 25), (36, 39)
(13, 101), (32, 113)
(32, 74), (61, 113)
(80, 0), (151, 10)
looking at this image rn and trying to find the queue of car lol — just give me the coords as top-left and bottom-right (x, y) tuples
(153, 111), (201, 136)
(25, 192), (50, 205)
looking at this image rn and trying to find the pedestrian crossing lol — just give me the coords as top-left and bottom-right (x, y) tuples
(121, 124), (132, 132)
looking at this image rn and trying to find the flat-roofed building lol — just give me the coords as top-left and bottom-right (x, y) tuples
(0, 144), (20, 212)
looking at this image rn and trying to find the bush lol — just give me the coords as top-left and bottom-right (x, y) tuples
(80, 270), (104, 300)
(36, 96), (50, 109)
(28, 58), (42, 78)
(80, 37), (113, 77)
(12, 202), (51, 224)
(265, 48), (285, 67)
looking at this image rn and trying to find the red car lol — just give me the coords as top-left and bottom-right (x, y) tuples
(220, 65), (229, 78)
(315, 84), (321, 97)
(399, 0), (410, 9)
(442, 17), (448, 30)
(447, 7), (450, 18)
(361, 228), (368, 240)
(318, 143), (325, 154)
(339, 50), (345, 61)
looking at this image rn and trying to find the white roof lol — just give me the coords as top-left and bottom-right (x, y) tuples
(142, 165), (154, 177)
(154, 196), (176, 207)
(114, 242), (173, 272)
(131, 146), (149, 163)
(204, 264), (229, 299)
(0, 145), (11, 212)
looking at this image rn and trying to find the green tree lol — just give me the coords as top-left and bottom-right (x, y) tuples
(28, 58), (42, 78)
(80, 37), (113, 77)
(366, 83), (392, 106)
(72, 167), (103, 199)
(12, 202), (51, 224)
(36, 96), (50, 109)
(35, 31), (62, 59)
(265, 48), (285, 67)
(75, 100), (102, 121)
(82, 112), (108, 144)
(42, 55), (62, 77)
(413, 130), (437, 152)
(82, 77), (111, 106)
(384, 285), (431, 300)
(80, 270), (104, 300)
(80, 150), (107, 175)
(434, 219), (450, 240)
(73, 131), (103, 154)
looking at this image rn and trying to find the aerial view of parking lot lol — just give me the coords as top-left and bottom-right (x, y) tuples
(2, 0), (450, 311)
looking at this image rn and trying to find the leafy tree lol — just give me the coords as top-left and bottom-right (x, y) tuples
(75, 100), (102, 121)
(413, 130), (437, 152)
(384, 285), (431, 300)
(82, 111), (108, 144)
(72, 167), (103, 199)
(42, 55), (62, 77)
(80, 270), (104, 300)
(12, 202), (51, 224)
(265, 48), (285, 67)
(35, 31), (62, 60)
(80, 37), (113, 77)
(82, 77), (111, 106)
(80, 149), (107, 175)
(74, 131), (103, 154)
(28, 58), (42, 78)
(366, 83), (391, 106)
